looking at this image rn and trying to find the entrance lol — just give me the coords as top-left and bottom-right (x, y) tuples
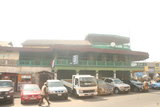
(116, 71), (130, 81)
(79, 70), (96, 76)
(57, 70), (76, 79)
(0, 73), (18, 91)
(98, 70), (114, 79)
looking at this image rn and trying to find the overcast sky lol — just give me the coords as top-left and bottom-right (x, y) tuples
(0, 0), (160, 62)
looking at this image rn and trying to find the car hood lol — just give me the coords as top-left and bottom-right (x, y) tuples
(48, 87), (67, 91)
(0, 87), (13, 92)
(114, 83), (130, 87)
(22, 91), (41, 95)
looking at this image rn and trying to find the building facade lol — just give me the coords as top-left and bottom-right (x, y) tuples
(0, 34), (149, 90)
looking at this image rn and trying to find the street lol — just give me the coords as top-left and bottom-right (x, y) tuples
(1, 89), (160, 107)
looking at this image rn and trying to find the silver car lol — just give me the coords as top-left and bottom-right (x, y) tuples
(47, 80), (68, 100)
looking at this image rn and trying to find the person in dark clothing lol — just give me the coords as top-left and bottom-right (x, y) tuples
(39, 82), (50, 106)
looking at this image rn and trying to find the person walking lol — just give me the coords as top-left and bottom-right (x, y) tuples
(39, 82), (50, 106)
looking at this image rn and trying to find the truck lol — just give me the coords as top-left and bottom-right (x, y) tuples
(0, 80), (14, 103)
(61, 75), (97, 97)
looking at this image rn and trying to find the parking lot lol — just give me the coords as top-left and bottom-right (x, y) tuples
(1, 89), (160, 107)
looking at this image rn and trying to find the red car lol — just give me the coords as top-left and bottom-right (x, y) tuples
(20, 84), (41, 104)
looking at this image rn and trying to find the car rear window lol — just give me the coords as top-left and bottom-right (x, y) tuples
(23, 84), (40, 91)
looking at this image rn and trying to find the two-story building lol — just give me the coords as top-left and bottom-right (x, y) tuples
(22, 34), (149, 80)
(0, 34), (149, 90)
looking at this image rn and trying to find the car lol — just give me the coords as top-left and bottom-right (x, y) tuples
(150, 81), (160, 89)
(97, 79), (114, 95)
(0, 80), (14, 104)
(124, 80), (149, 92)
(47, 80), (68, 100)
(104, 78), (130, 94)
(20, 84), (41, 104)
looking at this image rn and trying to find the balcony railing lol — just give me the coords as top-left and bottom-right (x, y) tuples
(0, 59), (17, 66)
(92, 44), (130, 50)
(55, 59), (146, 68)
(0, 59), (146, 68)
(17, 60), (51, 67)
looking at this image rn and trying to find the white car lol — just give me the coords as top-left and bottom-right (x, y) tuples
(104, 78), (130, 94)
(47, 80), (68, 100)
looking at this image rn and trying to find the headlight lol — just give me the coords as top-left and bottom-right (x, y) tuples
(9, 89), (14, 94)
(63, 90), (68, 93)
(120, 86), (124, 89)
(37, 95), (41, 98)
(48, 90), (55, 94)
(101, 88), (105, 91)
(52, 91), (56, 93)
(79, 90), (83, 93)
(5, 92), (9, 94)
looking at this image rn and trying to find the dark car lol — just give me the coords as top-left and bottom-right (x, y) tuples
(124, 80), (149, 92)
(0, 80), (14, 104)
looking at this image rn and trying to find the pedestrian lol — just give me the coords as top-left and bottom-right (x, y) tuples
(39, 82), (50, 106)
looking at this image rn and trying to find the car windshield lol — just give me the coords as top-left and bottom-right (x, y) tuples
(130, 80), (142, 85)
(80, 77), (97, 87)
(0, 81), (12, 87)
(48, 81), (64, 87)
(23, 85), (40, 91)
(113, 79), (123, 84)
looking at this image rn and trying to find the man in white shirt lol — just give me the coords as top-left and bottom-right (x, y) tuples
(39, 82), (50, 106)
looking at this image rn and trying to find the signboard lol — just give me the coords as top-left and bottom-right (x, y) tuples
(51, 60), (55, 68)
(73, 55), (78, 65)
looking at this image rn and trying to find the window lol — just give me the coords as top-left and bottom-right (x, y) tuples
(75, 78), (78, 85)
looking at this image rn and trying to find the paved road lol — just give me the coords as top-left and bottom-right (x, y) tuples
(1, 89), (160, 107)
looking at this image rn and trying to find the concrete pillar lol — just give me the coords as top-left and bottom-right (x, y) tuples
(96, 70), (99, 79)
(113, 70), (116, 78)
(76, 70), (79, 75)
(54, 70), (57, 80)
(130, 71), (133, 79)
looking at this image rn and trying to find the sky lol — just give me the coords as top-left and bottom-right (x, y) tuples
(0, 0), (160, 62)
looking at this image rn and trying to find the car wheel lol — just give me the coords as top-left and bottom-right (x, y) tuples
(64, 96), (68, 100)
(21, 100), (25, 104)
(133, 87), (139, 92)
(114, 88), (120, 94)
(10, 97), (14, 104)
(73, 90), (79, 98)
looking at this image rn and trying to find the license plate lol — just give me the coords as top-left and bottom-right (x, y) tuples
(30, 97), (36, 100)
(0, 97), (4, 99)
(58, 94), (62, 96)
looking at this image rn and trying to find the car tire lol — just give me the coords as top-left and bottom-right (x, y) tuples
(114, 88), (120, 94)
(64, 96), (68, 100)
(21, 100), (25, 104)
(10, 97), (14, 104)
(133, 87), (139, 92)
(73, 90), (79, 98)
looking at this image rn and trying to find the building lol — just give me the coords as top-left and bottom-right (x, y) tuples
(0, 34), (149, 90)
(21, 34), (149, 80)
